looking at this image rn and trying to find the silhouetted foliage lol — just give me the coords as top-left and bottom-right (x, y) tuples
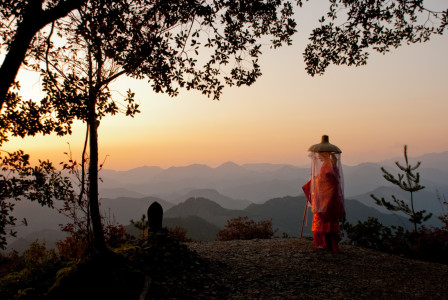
(47, 250), (143, 300)
(130, 214), (148, 240)
(56, 150), (131, 259)
(411, 226), (448, 264)
(344, 150), (448, 264)
(343, 217), (398, 252)
(2, 0), (447, 257)
(370, 145), (432, 232)
(168, 226), (192, 243)
(131, 213), (192, 242)
(0, 240), (65, 300)
(35, 0), (298, 253)
(437, 191), (448, 230)
(0, 0), (86, 108)
(0, 150), (73, 249)
(56, 194), (132, 260)
(345, 217), (448, 265)
(0, 83), (73, 147)
(216, 216), (277, 241)
(304, 0), (448, 76)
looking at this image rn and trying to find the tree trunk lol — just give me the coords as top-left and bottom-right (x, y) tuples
(88, 117), (107, 253)
(0, 7), (41, 109)
(87, 84), (107, 252)
(410, 191), (417, 232)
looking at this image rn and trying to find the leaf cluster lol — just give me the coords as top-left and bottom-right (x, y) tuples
(1, 0), (298, 160)
(0, 0), (85, 50)
(0, 149), (73, 249)
(0, 83), (74, 147)
(304, 0), (448, 76)
(41, 0), (298, 103)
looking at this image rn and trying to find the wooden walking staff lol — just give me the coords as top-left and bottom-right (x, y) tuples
(300, 135), (342, 239)
(300, 180), (311, 239)
(300, 200), (308, 239)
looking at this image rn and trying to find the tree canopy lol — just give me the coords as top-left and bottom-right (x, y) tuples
(304, 0), (448, 76)
(2, 0), (300, 252)
(0, 0), (447, 251)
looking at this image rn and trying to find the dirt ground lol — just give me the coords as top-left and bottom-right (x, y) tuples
(185, 238), (448, 299)
(140, 236), (448, 299)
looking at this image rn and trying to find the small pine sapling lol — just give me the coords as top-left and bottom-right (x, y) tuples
(130, 214), (148, 239)
(371, 145), (432, 232)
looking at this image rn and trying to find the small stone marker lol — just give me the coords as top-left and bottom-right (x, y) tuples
(147, 201), (163, 231)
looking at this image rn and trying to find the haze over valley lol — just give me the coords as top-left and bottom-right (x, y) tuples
(7, 150), (448, 251)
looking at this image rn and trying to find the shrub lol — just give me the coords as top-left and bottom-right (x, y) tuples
(343, 217), (397, 252)
(0, 250), (21, 276)
(104, 223), (132, 249)
(0, 240), (64, 300)
(216, 216), (277, 241)
(405, 227), (448, 264)
(346, 147), (448, 264)
(130, 214), (148, 239)
(57, 235), (89, 260)
(168, 226), (191, 242)
(343, 218), (448, 264)
(56, 223), (132, 260)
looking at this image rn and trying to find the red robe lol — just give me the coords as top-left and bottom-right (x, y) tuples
(303, 155), (344, 253)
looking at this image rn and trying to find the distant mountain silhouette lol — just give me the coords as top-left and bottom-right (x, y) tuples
(352, 186), (443, 227)
(7, 229), (67, 253)
(379, 150), (448, 170)
(342, 163), (386, 196)
(243, 196), (306, 235)
(163, 195), (412, 239)
(164, 188), (252, 209)
(100, 196), (174, 225)
(100, 162), (309, 203)
(10, 200), (70, 238)
(241, 163), (302, 172)
(101, 166), (164, 185)
(99, 151), (448, 206)
(165, 197), (237, 228)
(344, 199), (411, 229)
(99, 188), (146, 199)
(5, 194), (421, 251)
(164, 216), (221, 242)
(221, 179), (305, 204)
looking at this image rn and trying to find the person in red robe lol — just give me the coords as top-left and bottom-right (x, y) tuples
(303, 151), (345, 253)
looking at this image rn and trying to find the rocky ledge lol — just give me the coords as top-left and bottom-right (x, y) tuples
(140, 237), (448, 299)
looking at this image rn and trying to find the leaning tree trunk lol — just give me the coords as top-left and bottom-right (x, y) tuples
(0, 0), (86, 108)
(0, 11), (39, 109)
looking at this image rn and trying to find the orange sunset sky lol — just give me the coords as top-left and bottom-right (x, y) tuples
(4, 2), (448, 170)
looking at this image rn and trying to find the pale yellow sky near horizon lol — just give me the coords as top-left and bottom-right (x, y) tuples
(3, 1), (448, 170)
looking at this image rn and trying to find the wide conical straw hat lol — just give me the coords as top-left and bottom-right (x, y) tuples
(308, 135), (342, 153)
